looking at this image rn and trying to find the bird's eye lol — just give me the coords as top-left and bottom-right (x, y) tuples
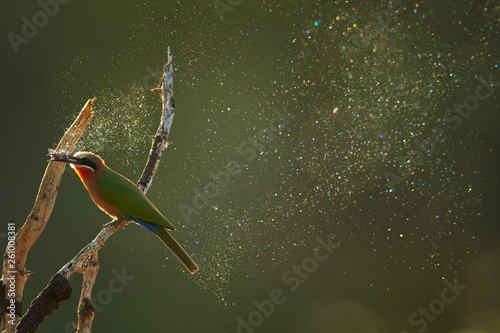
(81, 158), (98, 170)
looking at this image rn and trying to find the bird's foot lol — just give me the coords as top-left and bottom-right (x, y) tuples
(104, 219), (130, 229)
(104, 219), (120, 228)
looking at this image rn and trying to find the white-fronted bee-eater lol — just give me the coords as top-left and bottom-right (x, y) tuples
(50, 150), (199, 274)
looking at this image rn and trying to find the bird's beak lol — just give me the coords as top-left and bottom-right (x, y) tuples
(48, 149), (80, 165)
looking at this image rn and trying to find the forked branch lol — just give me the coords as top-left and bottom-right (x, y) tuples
(0, 98), (95, 333)
(14, 49), (175, 333)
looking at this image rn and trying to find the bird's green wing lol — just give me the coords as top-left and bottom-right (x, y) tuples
(98, 170), (175, 230)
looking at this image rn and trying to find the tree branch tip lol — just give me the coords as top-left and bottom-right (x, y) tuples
(151, 88), (162, 95)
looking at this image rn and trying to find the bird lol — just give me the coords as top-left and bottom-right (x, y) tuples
(51, 151), (199, 274)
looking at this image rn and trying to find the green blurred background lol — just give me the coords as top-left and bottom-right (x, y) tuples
(1, 1), (500, 332)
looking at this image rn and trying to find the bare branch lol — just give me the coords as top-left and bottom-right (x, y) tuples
(0, 99), (95, 332)
(138, 47), (174, 192)
(17, 49), (176, 332)
(15, 274), (72, 333)
(76, 253), (99, 333)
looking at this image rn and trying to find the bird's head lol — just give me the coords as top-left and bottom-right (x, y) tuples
(50, 151), (106, 181)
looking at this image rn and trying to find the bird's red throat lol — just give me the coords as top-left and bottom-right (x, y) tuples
(71, 165), (94, 183)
